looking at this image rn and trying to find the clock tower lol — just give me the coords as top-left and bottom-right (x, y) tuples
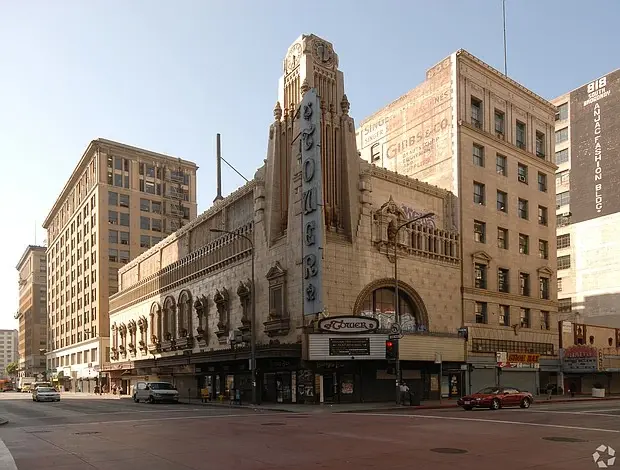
(265, 34), (358, 242)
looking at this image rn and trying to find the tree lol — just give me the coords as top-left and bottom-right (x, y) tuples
(6, 362), (18, 378)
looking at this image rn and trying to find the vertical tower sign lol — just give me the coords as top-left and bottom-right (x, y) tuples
(300, 88), (324, 316)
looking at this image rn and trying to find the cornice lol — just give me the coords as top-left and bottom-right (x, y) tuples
(455, 49), (556, 113)
(463, 286), (557, 310)
(360, 160), (452, 200)
(119, 180), (258, 276)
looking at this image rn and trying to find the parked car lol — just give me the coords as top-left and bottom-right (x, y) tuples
(32, 386), (61, 402)
(457, 386), (533, 410)
(133, 381), (179, 403)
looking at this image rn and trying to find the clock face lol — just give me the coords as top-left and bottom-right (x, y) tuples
(286, 43), (302, 73)
(313, 40), (333, 65)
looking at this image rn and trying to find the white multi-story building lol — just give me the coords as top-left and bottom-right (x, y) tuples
(552, 68), (620, 327)
(0, 329), (19, 377)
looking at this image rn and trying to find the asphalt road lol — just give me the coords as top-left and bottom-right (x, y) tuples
(1, 392), (620, 469)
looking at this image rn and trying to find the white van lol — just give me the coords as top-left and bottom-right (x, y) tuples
(133, 381), (179, 403)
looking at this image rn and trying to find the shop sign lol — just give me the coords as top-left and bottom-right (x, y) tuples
(318, 316), (379, 334)
(506, 353), (540, 364)
(563, 346), (598, 358)
(329, 338), (371, 356)
(563, 357), (598, 372)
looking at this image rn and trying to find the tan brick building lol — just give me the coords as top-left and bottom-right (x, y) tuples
(105, 34), (465, 404)
(15, 245), (48, 379)
(358, 50), (559, 393)
(43, 139), (197, 392)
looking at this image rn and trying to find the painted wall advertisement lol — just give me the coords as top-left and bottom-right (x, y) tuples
(569, 69), (620, 223)
(356, 57), (453, 190)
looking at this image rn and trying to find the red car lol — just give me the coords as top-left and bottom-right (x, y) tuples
(457, 386), (534, 410)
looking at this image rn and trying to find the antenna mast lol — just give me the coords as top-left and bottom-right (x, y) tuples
(502, 0), (508, 76)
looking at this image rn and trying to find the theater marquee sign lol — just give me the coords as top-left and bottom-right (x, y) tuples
(300, 88), (325, 317)
(318, 316), (380, 334)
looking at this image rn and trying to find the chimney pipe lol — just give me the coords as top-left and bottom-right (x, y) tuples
(213, 133), (223, 203)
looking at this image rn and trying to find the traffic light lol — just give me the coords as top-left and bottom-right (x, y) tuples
(386, 339), (399, 361)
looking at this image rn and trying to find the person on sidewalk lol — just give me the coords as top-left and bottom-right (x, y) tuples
(546, 383), (554, 400)
(399, 382), (411, 405)
(569, 382), (576, 398)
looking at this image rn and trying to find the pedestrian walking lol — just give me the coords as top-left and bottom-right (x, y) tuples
(546, 383), (554, 400)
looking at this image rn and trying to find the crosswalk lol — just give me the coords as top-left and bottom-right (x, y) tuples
(0, 438), (17, 470)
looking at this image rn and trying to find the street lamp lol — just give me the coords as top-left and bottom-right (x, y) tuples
(393, 212), (434, 405)
(210, 228), (257, 405)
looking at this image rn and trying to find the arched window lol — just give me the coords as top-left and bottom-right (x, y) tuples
(178, 290), (193, 337)
(163, 296), (176, 339)
(356, 285), (425, 332)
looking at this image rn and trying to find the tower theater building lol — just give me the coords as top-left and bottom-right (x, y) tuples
(552, 69), (620, 327)
(105, 34), (466, 404)
(357, 51), (560, 393)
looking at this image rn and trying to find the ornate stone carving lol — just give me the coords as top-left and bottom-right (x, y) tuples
(237, 280), (252, 331)
(194, 295), (209, 344)
(138, 316), (148, 352)
(300, 78), (309, 96)
(274, 101), (282, 121)
(214, 287), (230, 341)
(264, 262), (290, 337)
(340, 94), (350, 115)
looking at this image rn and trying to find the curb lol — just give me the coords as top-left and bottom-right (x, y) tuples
(341, 396), (620, 413)
(178, 400), (291, 413)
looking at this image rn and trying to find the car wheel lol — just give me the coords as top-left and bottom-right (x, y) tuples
(490, 399), (500, 410)
(133, 396), (139, 403)
(462, 406), (473, 411)
(148, 396), (154, 404)
(520, 398), (531, 409)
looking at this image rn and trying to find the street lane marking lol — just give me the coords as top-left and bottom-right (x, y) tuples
(13, 412), (292, 429)
(514, 409), (620, 418)
(580, 408), (620, 413)
(0, 438), (17, 470)
(351, 412), (620, 434)
(13, 408), (206, 421)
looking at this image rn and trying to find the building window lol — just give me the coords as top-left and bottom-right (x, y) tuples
(556, 191), (570, 207)
(140, 235), (150, 248)
(109, 249), (118, 263)
(538, 172), (547, 192)
(499, 305), (510, 326)
(494, 190), (507, 212)
(557, 234), (570, 249)
(152, 219), (162, 232)
(119, 231), (129, 245)
(517, 163), (528, 183)
(109, 230), (118, 244)
(140, 199), (150, 212)
(114, 174), (123, 187)
(538, 206), (548, 226)
(557, 213), (571, 227)
(558, 255), (571, 270)
(519, 233), (529, 254)
(497, 227), (508, 249)
(475, 302), (487, 324)
(140, 217), (150, 230)
(520, 308), (530, 328)
(471, 97), (483, 128)
(539, 239), (549, 259)
(536, 131), (545, 158)
(496, 154), (507, 176)
(555, 127), (569, 144)
(555, 148), (569, 164)
(495, 110), (505, 135)
(540, 311), (550, 330)
(119, 194), (129, 208)
(474, 182), (485, 205)
(540, 277), (550, 300)
(556, 103), (568, 121)
(519, 273), (530, 296)
(473, 144), (484, 167)
(120, 213), (130, 226)
(119, 250), (130, 264)
(518, 199), (528, 219)
(498, 268), (510, 293)
(475, 263), (487, 289)
(152, 201), (162, 214)
(108, 191), (118, 206)
(556, 170), (570, 187)
(559, 298), (572, 314)
(474, 220), (486, 243)
(108, 211), (118, 225)
(516, 121), (526, 149)
(557, 278), (563, 292)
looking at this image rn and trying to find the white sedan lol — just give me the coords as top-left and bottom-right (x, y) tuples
(32, 386), (61, 402)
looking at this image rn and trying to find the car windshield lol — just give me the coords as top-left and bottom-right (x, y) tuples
(38, 387), (55, 392)
(476, 387), (500, 394)
(149, 383), (174, 390)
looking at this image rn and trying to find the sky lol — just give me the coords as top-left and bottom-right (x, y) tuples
(1, 0), (619, 330)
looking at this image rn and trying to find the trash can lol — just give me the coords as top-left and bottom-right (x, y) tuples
(409, 380), (422, 406)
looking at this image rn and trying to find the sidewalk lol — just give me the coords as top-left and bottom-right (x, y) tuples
(177, 394), (620, 414)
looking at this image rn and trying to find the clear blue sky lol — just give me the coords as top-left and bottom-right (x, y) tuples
(1, 0), (618, 329)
